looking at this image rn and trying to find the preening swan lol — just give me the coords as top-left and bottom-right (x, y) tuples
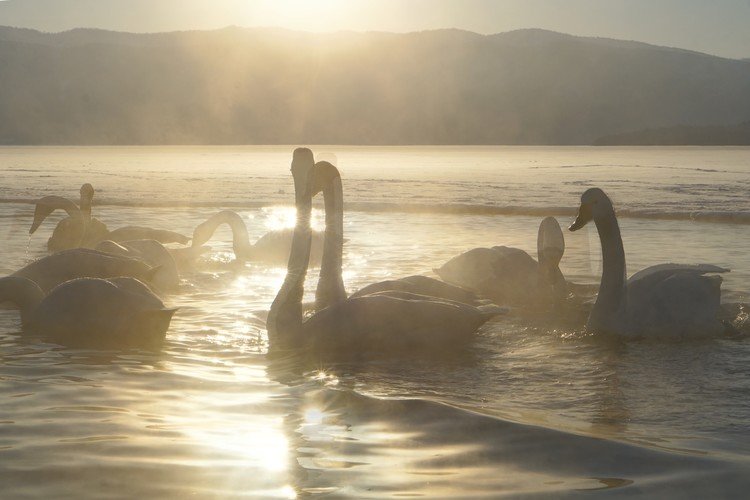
(569, 187), (729, 338)
(435, 216), (568, 306)
(190, 210), (326, 266)
(12, 248), (161, 294)
(95, 239), (179, 291)
(0, 276), (175, 348)
(29, 185), (189, 251)
(267, 149), (503, 356)
(30, 184), (109, 251)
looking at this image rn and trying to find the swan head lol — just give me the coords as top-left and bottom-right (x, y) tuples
(312, 161), (340, 196)
(569, 188), (613, 231)
(80, 183), (94, 203)
(291, 148), (315, 203)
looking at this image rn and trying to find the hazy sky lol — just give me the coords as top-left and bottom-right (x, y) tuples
(1, 0), (749, 58)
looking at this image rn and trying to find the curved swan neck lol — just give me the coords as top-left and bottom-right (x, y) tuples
(191, 211), (253, 258)
(267, 149), (315, 340)
(31, 196), (83, 231)
(315, 162), (347, 310)
(592, 209), (627, 318)
(0, 277), (44, 325)
(30, 196), (87, 245)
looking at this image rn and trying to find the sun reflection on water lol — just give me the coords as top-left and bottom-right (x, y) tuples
(263, 206), (325, 232)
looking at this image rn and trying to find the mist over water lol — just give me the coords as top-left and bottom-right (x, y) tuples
(1, 146), (749, 497)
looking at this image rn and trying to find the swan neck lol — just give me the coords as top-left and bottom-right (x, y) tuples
(267, 191), (313, 340)
(315, 171), (347, 310)
(593, 210), (626, 317)
(193, 211), (253, 258)
(79, 196), (92, 223)
(0, 277), (43, 325)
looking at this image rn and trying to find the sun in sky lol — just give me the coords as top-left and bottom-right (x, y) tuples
(249, 0), (357, 31)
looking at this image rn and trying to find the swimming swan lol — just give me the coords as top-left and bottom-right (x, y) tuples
(12, 248), (161, 294)
(30, 185), (189, 251)
(435, 217), (568, 306)
(0, 276), (175, 348)
(266, 149), (503, 355)
(569, 187), (729, 338)
(190, 210), (326, 266)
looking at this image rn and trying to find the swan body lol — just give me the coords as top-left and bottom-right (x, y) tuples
(190, 210), (325, 266)
(267, 149), (502, 356)
(569, 187), (729, 338)
(95, 239), (179, 291)
(29, 185), (189, 251)
(12, 248), (159, 293)
(0, 276), (175, 348)
(435, 216), (568, 306)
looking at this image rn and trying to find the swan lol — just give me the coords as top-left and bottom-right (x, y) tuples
(266, 149), (504, 355)
(30, 184), (110, 251)
(190, 210), (326, 266)
(434, 216), (569, 307)
(29, 185), (190, 251)
(95, 239), (179, 291)
(569, 187), (729, 338)
(11, 248), (161, 294)
(0, 276), (175, 348)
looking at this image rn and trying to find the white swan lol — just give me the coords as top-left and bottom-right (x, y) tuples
(190, 210), (326, 266)
(569, 187), (729, 338)
(95, 239), (179, 291)
(29, 185), (190, 251)
(0, 276), (175, 348)
(266, 149), (504, 355)
(435, 216), (568, 306)
(12, 248), (161, 294)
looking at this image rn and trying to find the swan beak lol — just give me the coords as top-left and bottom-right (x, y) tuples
(30, 205), (53, 234)
(569, 203), (592, 231)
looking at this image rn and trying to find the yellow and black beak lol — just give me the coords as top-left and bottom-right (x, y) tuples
(569, 202), (593, 232)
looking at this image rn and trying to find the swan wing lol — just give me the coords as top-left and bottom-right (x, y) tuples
(628, 263), (729, 286)
(13, 249), (154, 293)
(350, 275), (481, 305)
(435, 246), (538, 304)
(108, 226), (190, 245)
(626, 269), (725, 338)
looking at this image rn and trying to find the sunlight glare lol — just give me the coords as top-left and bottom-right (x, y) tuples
(304, 408), (324, 426)
(253, 0), (354, 32)
(264, 206), (324, 231)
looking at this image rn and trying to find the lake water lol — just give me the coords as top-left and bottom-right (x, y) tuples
(1, 146), (749, 498)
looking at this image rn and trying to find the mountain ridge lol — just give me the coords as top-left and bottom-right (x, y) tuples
(1, 26), (749, 145)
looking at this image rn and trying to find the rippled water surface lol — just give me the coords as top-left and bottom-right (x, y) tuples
(1, 146), (749, 498)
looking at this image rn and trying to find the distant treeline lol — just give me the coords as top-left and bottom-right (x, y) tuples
(595, 122), (750, 146)
(1, 26), (750, 145)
